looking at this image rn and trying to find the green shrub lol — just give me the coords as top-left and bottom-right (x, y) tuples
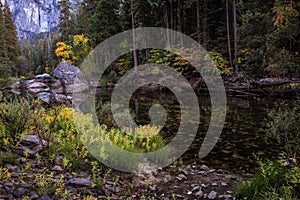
(35, 106), (90, 171)
(235, 156), (300, 199)
(265, 101), (300, 158)
(0, 97), (34, 145)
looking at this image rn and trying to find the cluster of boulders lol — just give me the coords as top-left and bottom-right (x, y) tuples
(11, 62), (90, 106)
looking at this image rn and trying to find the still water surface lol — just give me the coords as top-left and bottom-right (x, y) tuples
(96, 88), (287, 173)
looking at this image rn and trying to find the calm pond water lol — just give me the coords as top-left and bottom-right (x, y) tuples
(96, 88), (288, 173)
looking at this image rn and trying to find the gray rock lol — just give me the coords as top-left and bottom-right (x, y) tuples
(19, 157), (27, 163)
(35, 73), (51, 80)
(219, 194), (233, 200)
(11, 81), (21, 94)
(6, 194), (14, 200)
(11, 79), (35, 94)
(192, 185), (200, 192)
(51, 78), (89, 94)
(221, 182), (228, 186)
(14, 187), (25, 197)
(11, 172), (18, 178)
(217, 169), (225, 174)
(38, 194), (51, 200)
(198, 170), (206, 175)
(35, 92), (51, 104)
(200, 165), (210, 171)
(55, 94), (73, 105)
(20, 182), (33, 189)
(176, 174), (187, 180)
(53, 62), (89, 94)
(29, 191), (39, 199)
(16, 145), (44, 157)
(208, 191), (217, 199)
(21, 135), (47, 146)
(4, 181), (13, 188)
(182, 170), (189, 175)
(52, 165), (63, 172)
(23, 79), (35, 85)
(54, 61), (81, 81)
(28, 82), (50, 93)
(66, 185), (77, 193)
(19, 134), (47, 156)
(195, 190), (203, 198)
(67, 178), (95, 187)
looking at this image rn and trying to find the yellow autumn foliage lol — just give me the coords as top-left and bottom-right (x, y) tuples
(55, 41), (73, 64)
(55, 34), (91, 66)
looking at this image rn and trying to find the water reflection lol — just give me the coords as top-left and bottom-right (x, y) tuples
(96, 88), (286, 173)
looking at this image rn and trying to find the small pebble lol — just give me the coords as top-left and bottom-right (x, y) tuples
(208, 191), (217, 199)
(195, 190), (203, 198)
(13, 187), (25, 198)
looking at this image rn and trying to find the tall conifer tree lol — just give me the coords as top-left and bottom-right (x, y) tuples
(59, 0), (74, 41)
(3, 2), (21, 63)
(0, 2), (9, 77)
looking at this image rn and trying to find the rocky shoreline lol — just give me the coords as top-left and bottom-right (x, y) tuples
(0, 135), (244, 200)
(0, 149), (241, 200)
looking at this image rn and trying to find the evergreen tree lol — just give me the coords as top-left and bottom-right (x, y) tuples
(237, 0), (273, 77)
(87, 0), (121, 45)
(59, 0), (75, 41)
(0, 2), (9, 78)
(3, 2), (21, 63)
(76, 0), (101, 35)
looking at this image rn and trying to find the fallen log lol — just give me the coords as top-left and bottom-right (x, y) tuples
(224, 78), (300, 97)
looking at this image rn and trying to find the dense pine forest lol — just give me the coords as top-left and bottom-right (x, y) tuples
(1, 0), (300, 81)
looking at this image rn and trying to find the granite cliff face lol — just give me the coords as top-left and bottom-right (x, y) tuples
(1, 0), (81, 39)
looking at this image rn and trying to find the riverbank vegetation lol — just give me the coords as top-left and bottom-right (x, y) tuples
(235, 101), (300, 199)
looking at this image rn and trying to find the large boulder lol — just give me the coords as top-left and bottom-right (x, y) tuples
(52, 62), (89, 94)
(54, 62), (81, 81)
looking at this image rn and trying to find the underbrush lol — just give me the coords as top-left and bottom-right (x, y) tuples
(0, 97), (168, 173)
(236, 102), (300, 199)
(75, 110), (170, 172)
(235, 156), (300, 199)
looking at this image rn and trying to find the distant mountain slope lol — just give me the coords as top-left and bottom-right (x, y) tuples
(1, 0), (81, 39)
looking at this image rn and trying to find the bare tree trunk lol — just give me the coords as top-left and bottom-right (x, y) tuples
(226, 0), (233, 69)
(170, 0), (173, 44)
(177, 0), (183, 46)
(203, 0), (208, 48)
(131, 1), (138, 73)
(170, 0), (173, 31)
(164, 3), (170, 47)
(196, 0), (201, 43)
(233, 0), (238, 73)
